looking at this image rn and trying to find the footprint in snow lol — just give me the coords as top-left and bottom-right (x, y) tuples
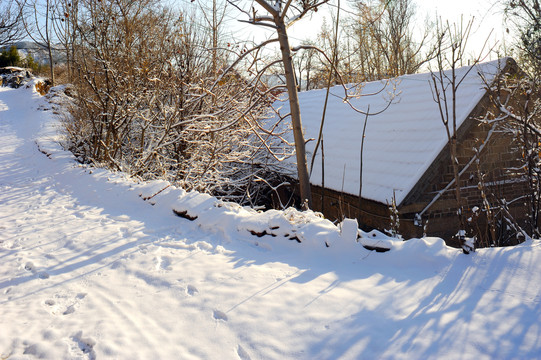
(155, 256), (172, 271)
(186, 285), (198, 296)
(119, 226), (132, 237)
(45, 293), (86, 316)
(138, 245), (148, 254)
(63, 304), (76, 315)
(237, 345), (252, 360)
(2, 238), (21, 249)
(73, 211), (85, 219)
(69, 331), (96, 360)
(23, 343), (49, 357)
(23, 262), (50, 279)
(213, 309), (228, 322)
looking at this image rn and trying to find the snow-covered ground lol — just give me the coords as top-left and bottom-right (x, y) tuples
(1, 83), (541, 360)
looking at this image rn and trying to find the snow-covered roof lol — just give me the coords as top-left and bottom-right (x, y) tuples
(275, 58), (508, 205)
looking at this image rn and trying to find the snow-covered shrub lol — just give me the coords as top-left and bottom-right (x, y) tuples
(64, 0), (293, 207)
(474, 63), (541, 245)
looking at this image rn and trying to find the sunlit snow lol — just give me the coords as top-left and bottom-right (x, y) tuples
(1, 80), (540, 359)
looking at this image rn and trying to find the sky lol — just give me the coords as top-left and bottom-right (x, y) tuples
(420, 0), (509, 57)
(222, 0), (511, 61)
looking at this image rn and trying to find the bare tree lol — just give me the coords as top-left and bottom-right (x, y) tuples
(314, 13), (342, 85)
(65, 0), (294, 206)
(482, 61), (541, 238)
(52, 0), (78, 82)
(300, 15), (357, 88)
(501, 0), (541, 237)
(430, 17), (491, 253)
(504, 0), (541, 76)
(293, 40), (317, 91)
(0, 0), (24, 46)
(22, 0), (56, 84)
(199, 0), (228, 75)
(228, 0), (333, 208)
(347, 0), (436, 81)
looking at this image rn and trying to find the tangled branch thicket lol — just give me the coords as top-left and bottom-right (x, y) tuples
(63, 0), (294, 207)
(486, 68), (541, 239)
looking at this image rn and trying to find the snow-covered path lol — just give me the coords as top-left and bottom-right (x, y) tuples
(1, 84), (541, 360)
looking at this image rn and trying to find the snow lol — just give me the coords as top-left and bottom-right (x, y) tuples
(2, 81), (541, 359)
(274, 59), (508, 206)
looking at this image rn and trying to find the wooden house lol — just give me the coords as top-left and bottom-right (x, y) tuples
(273, 58), (530, 245)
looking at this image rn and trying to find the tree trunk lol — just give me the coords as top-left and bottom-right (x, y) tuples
(47, 40), (54, 86)
(212, 0), (217, 75)
(45, 0), (54, 86)
(450, 137), (466, 245)
(275, 17), (312, 208)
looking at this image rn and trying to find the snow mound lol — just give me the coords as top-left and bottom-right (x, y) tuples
(140, 181), (351, 251)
